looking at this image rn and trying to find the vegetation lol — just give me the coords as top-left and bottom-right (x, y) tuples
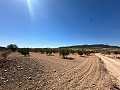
(18, 48), (30, 56)
(77, 50), (83, 56)
(7, 44), (18, 52)
(59, 49), (70, 59)
(1, 51), (10, 59)
(70, 50), (76, 54)
(45, 48), (53, 56)
(113, 51), (120, 55)
(84, 51), (91, 56)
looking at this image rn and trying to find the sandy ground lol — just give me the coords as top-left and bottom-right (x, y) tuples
(96, 53), (120, 87)
(0, 52), (115, 90)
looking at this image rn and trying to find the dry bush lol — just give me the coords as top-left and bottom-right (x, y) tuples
(1, 51), (10, 59)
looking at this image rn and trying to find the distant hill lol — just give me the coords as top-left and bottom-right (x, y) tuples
(59, 44), (120, 49)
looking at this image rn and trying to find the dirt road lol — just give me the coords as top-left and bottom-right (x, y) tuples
(0, 53), (113, 90)
(30, 53), (111, 90)
(96, 53), (120, 86)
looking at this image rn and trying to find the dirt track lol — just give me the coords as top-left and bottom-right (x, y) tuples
(0, 53), (114, 90)
(96, 53), (120, 86)
(30, 53), (111, 90)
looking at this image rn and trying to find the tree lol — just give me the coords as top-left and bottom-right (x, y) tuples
(45, 48), (52, 56)
(83, 51), (91, 56)
(70, 50), (76, 54)
(40, 49), (45, 54)
(77, 50), (83, 56)
(59, 49), (70, 59)
(18, 48), (30, 56)
(52, 49), (58, 54)
(7, 44), (18, 52)
(113, 51), (119, 55)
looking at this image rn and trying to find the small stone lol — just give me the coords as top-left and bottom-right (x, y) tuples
(28, 77), (32, 80)
(36, 87), (39, 90)
(20, 68), (23, 70)
(54, 70), (56, 72)
(4, 70), (7, 72)
(68, 79), (71, 82)
(93, 84), (96, 87)
(1, 77), (5, 80)
(17, 66), (21, 68)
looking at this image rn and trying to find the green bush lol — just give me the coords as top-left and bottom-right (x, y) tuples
(52, 49), (58, 54)
(77, 50), (83, 56)
(7, 44), (18, 52)
(59, 49), (70, 59)
(40, 49), (45, 54)
(45, 48), (52, 55)
(70, 50), (76, 54)
(18, 48), (30, 56)
(84, 51), (91, 56)
(113, 51), (120, 55)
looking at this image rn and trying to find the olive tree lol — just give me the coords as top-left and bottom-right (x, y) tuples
(7, 44), (18, 52)
(45, 48), (53, 56)
(77, 50), (83, 56)
(18, 48), (30, 56)
(59, 49), (70, 59)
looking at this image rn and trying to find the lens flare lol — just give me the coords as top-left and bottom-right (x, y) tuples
(26, 0), (36, 20)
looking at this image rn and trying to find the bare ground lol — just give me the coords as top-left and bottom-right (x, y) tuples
(96, 53), (120, 90)
(0, 52), (115, 90)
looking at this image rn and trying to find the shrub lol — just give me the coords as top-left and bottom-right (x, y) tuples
(70, 50), (76, 54)
(7, 44), (18, 52)
(52, 49), (58, 54)
(59, 49), (70, 59)
(45, 48), (52, 55)
(40, 49), (45, 54)
(77, 50), (83, 56)
(19, 48), (30, 56)
(113, 51), (120, 55)
(83, 51), (91, 56)
(1, 51), (10, 59)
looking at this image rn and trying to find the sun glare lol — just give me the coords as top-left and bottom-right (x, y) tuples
(26, 0), (36, 19)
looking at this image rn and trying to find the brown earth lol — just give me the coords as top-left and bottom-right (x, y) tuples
(96, 53), (120, 89)
(0, 52), (116, 90)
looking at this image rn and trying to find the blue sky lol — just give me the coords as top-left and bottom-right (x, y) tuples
(0, 0), (120, 48)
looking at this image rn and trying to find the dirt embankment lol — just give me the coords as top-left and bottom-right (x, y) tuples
(0, 53), (114, 90)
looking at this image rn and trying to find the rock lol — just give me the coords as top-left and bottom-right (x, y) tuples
(20, 68), (23, 70)
(28, 77), (32, 80)
(4, 70), (7, 72)
(68, 79), (71, 82)
(1, 77), (5, 80)
(54, 70), (56, 72)
(17, 66), (21, 68)
(93, 84), (96, 87)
